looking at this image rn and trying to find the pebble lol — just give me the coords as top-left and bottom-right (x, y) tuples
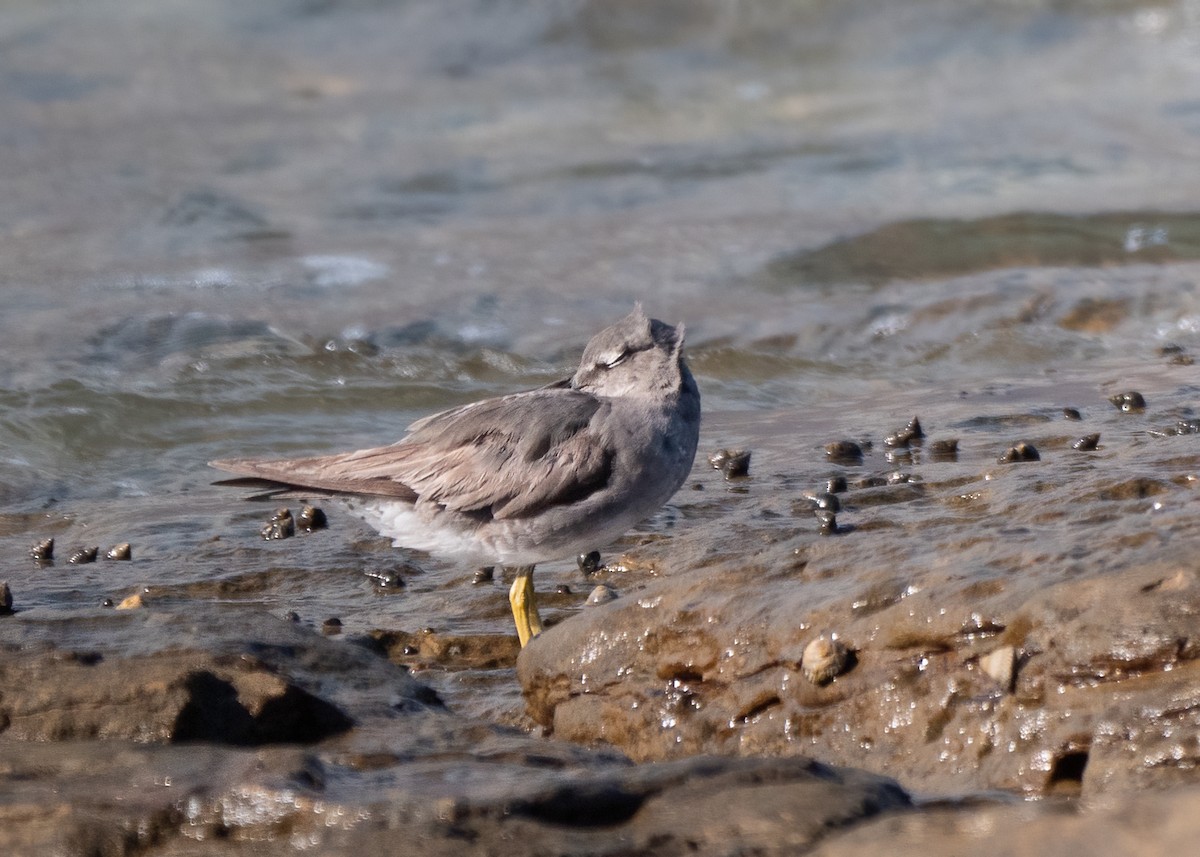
(1062, 407), (1082, 421)
(802, 634), (852, 685)
(106, 543), (132, 561)
(68, 546), (99, 565)
(979, 645), (1016, 692)
(472, 567), (495, 585)
(1109, 391), (1146, 412)
(0, 581), (13, 615)
(826, 475), (848, 494)
(585, 584), (618, 606)
(1072, 433), (1101, 451)
(285, 610), (301, 623)
(116, 593), (145, 610)
(322, 617), (343, 635)
(29, 537), (54, 563)
(816, 509), (838, 536)
(261, 508), (295, 540)
(555, 584), (572, 595)
(998, 442), (1040, 464)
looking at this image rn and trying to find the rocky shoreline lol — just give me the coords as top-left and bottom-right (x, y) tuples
(0, 605), (911, 855)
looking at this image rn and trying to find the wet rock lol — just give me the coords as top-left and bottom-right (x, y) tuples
(0, 581), (12, 615)
(802, 634), (852, 684)
(0, 609), (372, 745)
(321, 616), (343, 635)
(997, 442), (1040, 463)
(826, 475), (849, 494)
(519, 545), (1200, 800)
(1072, 433), (1101, 451)
(473, 566), (495, 584)
(371, 628), (520, 671)
(297, 504), (327, 531)
(1063, 407), (1082, 420)
(104, 542), (132, 561)
(68, 546), (99, 564)
(586, 584), (618, 605)
(816, 509), (838, 536)
(29, 537), (54, 563)
(825, 440), (864, 464)
(0, 739), (908, 857)
(812, 782), (1200, 857)
(709, 447), (751, 478)
(116, 592), (145, 609)
(261, 507), (295, 540)
(1109, 391), (1146, 412)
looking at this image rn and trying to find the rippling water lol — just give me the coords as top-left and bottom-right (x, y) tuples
(2, 0), (1199, 727)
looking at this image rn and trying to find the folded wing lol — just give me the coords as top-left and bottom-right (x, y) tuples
(211, 387), (614, 520)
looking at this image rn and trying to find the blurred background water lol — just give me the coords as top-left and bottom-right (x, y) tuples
(1, 0), (1199, 719)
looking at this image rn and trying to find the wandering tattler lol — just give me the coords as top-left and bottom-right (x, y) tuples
(211, 307), (701, 646)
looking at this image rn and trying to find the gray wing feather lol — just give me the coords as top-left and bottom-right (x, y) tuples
(211, 387), (613, 519)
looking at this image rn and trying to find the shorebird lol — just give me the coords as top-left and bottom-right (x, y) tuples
(212, 307), (701, 646)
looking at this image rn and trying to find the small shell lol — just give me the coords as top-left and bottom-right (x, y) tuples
(261, 508), (295, 540)
(576, 550), (603, 576)
(997, 442), (1039, 464)
(1072, 433), (1100, 451)
(365, 568), (405, 588)
(824, 441), (863, 464)
(812, 492), (840, 513)
(29, 537), (54, 563)
(979, 645), (1016, 692)
(585, 584), (618, 606)
(884, 416), (924, 449)
(1108, 391), (1146, 412)
(709, 448), (751, 478)
(106, 543), (132, 561)
(802, 634), (852, 685)
(297, 505), (327, 531)
(68, 546), (99, 565)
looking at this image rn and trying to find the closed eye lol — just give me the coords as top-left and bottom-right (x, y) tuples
(601, 348), (631, 369)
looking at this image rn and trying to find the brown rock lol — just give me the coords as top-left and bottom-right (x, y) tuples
(519, 558), (1200, 798)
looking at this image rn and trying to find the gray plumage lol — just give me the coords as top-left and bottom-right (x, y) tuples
(212, 307), (701, 567)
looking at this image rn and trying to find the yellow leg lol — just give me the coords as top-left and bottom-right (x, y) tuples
(507, 565), (543, 647)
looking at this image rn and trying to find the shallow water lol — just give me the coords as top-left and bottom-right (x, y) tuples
(1, 0), (1199, 759)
